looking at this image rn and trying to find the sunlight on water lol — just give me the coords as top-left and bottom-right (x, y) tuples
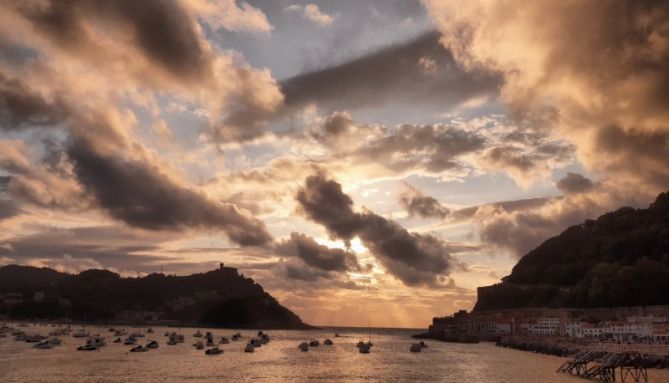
(2, 326), (669, 382)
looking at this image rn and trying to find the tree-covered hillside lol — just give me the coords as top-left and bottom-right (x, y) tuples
(475, 191), (669, 311)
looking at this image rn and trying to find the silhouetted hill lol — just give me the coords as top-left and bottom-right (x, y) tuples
(0, 265), (312, 329)
(0, 265), (68, 290)
(475, 191), (669, 311)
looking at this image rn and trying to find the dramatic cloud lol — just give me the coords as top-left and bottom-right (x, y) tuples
(296, 173), (459, 286)
(424, 0), (669, 193)
(399, 183), (450, 219)
(67, 138), (272, 246)
(340, 124), (486, 179)
(182, 0), (272, 33)
(284, 4), (336, 26)
(557, 172), (595, 195)
(0, 74), (66, 131)
(280, 30), (500, 114)
(275, 232), (360, 273)
(474, 182), (653, 258)
(1, 0), (283, 142)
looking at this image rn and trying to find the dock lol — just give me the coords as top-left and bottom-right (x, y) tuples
(557, 351), (652, 382)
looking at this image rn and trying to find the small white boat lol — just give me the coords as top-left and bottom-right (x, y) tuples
(205, 347), (223, 355)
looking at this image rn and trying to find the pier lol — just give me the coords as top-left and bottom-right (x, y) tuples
(557, 351), (652, 382)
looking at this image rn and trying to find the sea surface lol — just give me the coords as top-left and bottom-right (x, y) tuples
(2, 325), (669, 382)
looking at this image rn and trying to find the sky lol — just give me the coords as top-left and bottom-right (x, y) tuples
(0, 0), (668, 328)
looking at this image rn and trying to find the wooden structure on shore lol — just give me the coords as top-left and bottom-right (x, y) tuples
(557, 351), (649, 382)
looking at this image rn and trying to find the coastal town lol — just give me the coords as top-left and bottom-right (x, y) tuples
(425, 308), (669, 343)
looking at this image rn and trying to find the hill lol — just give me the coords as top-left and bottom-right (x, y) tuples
(0, 264), (312, 329)
(475, 191), (669, 311)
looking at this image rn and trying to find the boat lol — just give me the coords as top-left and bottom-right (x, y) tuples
(231, 333), (242, 341)
(244, 342), (254, 353)
(298, 342), (309, 352)
(334, 333), (340, 337)
(410, 343), (422, 352)
(419, 341), (428, 349)
(193, 330), (203, 338)
(34, 341), (53, 349)
(324, 339), (333, 345)
(249, 339), (263, 348)
(77, 344), (98, 351)
(147, 340), (159, 349)
(146, 328), (154, 334)
(164, 331), (170, 337)
(357, 341), (373, 354)
(130, 332), (145, 338)
(205, 347), (223, 355)
(259, 333), (270, 344)
(73, 330), (89, 338)
(194, 341), (205, 350)
(48, 337), (62, 345)
(124, 337), (137, 345)
(129, 345), (148, 352)
(219, 337), (229, 344)
(87, 336), (106, 347)
(113, 338), (122, 343)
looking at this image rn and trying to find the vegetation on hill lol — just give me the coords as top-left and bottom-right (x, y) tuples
(475, 191), (669, 311)
(0, 265), (311, 329)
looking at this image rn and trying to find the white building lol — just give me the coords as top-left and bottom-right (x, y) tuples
(528, 317), (561, 336)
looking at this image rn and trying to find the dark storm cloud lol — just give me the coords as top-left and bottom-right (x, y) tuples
(67, 138), (272, 246)
(280, 30), (500, 113)
(275, 232), (360, 272)
(0, 73), (66, 131)
(399, 184), (450, 220)
(296, 173), (458, 286)
(352, 124), (486, 173)
(557, 172), (595, 194)
(15, 0), (211, 81)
